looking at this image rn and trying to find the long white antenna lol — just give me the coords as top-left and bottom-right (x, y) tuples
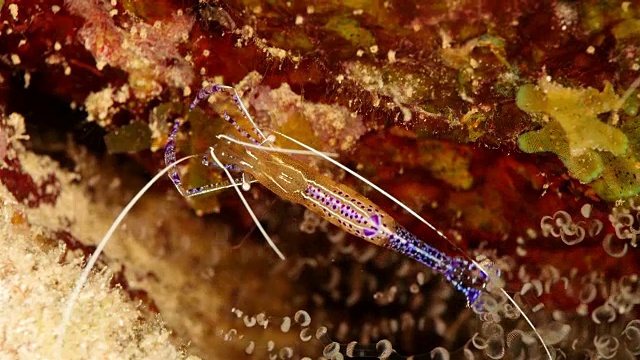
(471, 260), (553, 360)
(54, 154), (197, 359)
(217, 134), (339, 158)
(273, 130), (553, 360)
(615, 75), (640, 112)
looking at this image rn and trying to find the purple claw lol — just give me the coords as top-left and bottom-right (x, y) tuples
(164, 121), (182, 187)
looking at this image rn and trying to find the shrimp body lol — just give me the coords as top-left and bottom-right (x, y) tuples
(213, 137), (486, 304)
(304, 179), (486, 304)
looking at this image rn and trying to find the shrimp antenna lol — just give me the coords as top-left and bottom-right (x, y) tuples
(217, 134), (339, 158)
(615, 74), (640, 112)
(207, 147), (286, 260)
(54, 154), (198, 358)
(272, 130), (553, 360)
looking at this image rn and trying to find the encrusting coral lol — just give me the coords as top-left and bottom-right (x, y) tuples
(0, 113), (201, 359)
(0, 196), (200, 360)
(517, 78), (640, 200)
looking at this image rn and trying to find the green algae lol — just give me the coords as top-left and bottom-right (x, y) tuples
(440, 34), (513, 107)
(149, 102), (185, 150)
(622, 116), (640, 155)
(622, 90), (640, 116)
(516, 79), (640, 200)
(314, 0), (401, 32)
(271, 31), (314, 53)
(517, 81), (627, 156)
(179, 156), (224, 214)
(581, 2), (640, 42)
(442, 107), (483, 143)
(612, 19), (640, 40)
(461, 112), (487, 143)
(517, 120), (604, 183)
(324, 16), (376, 49)
(104, 122), (152, 154)
(418, 141), (474, 190)
(440, 34), (510, 70)
(591, 152), (640, 201)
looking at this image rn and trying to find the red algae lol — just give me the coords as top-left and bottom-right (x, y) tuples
(65, 0), (195, 96)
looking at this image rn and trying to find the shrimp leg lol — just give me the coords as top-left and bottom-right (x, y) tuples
(190, 84), (269, 144)
(165, 120), (252, 197)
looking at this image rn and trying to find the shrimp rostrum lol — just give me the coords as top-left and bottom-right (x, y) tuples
(166, 84), (554, 359)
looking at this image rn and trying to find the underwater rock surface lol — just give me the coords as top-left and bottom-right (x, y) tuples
(1, 0), (639, 359)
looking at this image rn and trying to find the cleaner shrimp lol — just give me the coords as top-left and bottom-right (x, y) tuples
(54, 83), (553, 359)
(168, 84), (554, 359)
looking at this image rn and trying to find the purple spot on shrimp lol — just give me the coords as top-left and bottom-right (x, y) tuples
(363, 228), (377, 237)
(171, 173), (181, 185)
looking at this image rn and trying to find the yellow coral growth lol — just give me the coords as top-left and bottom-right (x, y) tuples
(591, 152), (640, 200)
(517, 80), (627, 157)
(518, 120), (604, 183)
(517, 79), (640, 200)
